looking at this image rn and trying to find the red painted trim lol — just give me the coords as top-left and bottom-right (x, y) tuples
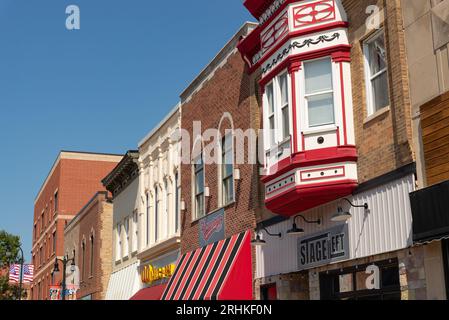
(339, 62), (348, 146)
(259, 44), (352, 87)
(261, 145), (358, 183)
(250, 21), (350, 74)
(292, 0), (336, 29)
(336, 126), (341, 146)
(266, 180), (296, 197)
(288, 63), (301, 154)
(300, 165), (346, 182)
(332, 50), (351, 62)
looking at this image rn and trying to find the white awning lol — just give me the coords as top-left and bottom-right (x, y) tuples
(105, 262), (141, 300)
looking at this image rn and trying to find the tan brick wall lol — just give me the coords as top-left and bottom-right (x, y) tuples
(343, 0), (414, 183)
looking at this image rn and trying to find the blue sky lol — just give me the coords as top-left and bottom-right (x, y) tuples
(0, 0), (253, 261)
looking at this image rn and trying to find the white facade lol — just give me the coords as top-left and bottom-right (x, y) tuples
(137, 104), (181, 271)
(256, 174), (415, 279)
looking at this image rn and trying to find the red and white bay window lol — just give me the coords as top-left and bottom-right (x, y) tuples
(239, 0), (358, 217)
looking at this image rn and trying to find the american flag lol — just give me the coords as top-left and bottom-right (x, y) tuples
(9, 264), (34, 284)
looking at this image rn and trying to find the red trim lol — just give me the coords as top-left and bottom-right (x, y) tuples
(259, 44), (352, 87)
(336, 126), (341, 146)
(292, 0), (336, 29)
(265, 179), (358, 216)
(266, 180), (296, 197)
(301, 132), (306, 151)
(339, 61), (348, 145)
(288, 62), (301, 153)
(262, 145), (357, 183)
(300, 165), (345, 182)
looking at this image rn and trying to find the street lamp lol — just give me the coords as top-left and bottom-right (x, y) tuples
(1, 241), (25, 301)
(251, 226), (282, 247)
(286, 215), (321, 236)
(52, 255), (76, 301)
(331, 198), (369, 222)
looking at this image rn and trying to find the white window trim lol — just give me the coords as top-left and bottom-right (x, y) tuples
(263, 70), (292, 154)
(363, 29), (390, 117)
(300, 57), (337, 132)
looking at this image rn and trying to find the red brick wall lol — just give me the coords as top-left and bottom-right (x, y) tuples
(180, 51), (260, 255)
(31, 155), (120, 300)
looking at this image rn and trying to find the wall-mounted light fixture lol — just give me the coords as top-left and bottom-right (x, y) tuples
(251, 226), (282, 247)
(180, 200), (186, 211)
(331, 198), (369, 222)
(287, 215), (321, 236)
(204, 187), (210, 197)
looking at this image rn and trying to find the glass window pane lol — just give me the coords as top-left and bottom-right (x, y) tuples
(305, 59), (333, 94)
(282, 106), (289, 140)
(196, 170), (204, 194)
(279, 74), (288, 105)
(307, 93), (335, 127)
(267, 83), (274, 114)
(196, 195), (204, 217)
(369, 34), (387, 75)
(372, 71), (390, 111)
(269, 116), (275, 145)
(223, 178), (234, 204)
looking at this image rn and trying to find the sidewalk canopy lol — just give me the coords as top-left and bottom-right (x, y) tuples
(130, 284), (167, 300)
(161, 231), (253, 300)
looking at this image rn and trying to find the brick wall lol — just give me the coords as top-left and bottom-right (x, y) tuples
(343, 0), (414, 183)
(31, 153), (121, 300)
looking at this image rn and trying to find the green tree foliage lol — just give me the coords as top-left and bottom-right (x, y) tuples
(0, 230), (24, 300)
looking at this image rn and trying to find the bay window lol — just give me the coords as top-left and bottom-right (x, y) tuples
(304, 58), (335, 128)
(364, 29), (390, 115)
(265, 72), (291, 150)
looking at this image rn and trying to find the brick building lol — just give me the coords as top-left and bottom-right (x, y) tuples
(30, 151), (122, 300)
(237, 0), (440, 300)
(63, 192), (114, 300)
(404, 0), (449, 300)
(161, 23), (261, 300)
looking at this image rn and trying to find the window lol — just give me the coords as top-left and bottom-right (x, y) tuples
(164, 179), (169, 237)
(41, 212), (44, 233)
(132, 211), (138, 252)
(34, 224), (37, 241)
(90, 235), (94, 277)
(155, 187), (159, 242)
(265, 72), (291, 149)
(221, 135), (234, 205)
(304, 58), (335, 128)
(146, 193), (150, 246)
(54, 191), (59, 213)
(116, 224), (121, 261)
(39, 247), (43, 266)
(52, 231), (56, 254)
(364, 30), (390, 115)
(194, 155), (205, 219)
(81, 241), (85, 281)
(175, 172), (180, 233)
(124, 218), (129, 257)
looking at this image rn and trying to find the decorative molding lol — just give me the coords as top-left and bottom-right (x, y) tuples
(262, 32), (340, 73)
(259, 0), (287, 25)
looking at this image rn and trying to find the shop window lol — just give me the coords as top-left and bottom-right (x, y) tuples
(364, 29), (390, 115)
(260, 283), (277, 300)
(221, 135), (234, 206)
(303, 58), (335, 128)
(264, 72), (291, 150)
(320, 260), (401, 300)
(194, 154), (205, 219)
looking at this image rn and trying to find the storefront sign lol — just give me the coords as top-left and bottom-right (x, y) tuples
(141, 264), (176, 284)
(298, 224), (349, 270)
(199, 208), (225, 247)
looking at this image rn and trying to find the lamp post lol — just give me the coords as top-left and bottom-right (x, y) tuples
(53, 255), (76, 301)
(1, 241), (25, 300)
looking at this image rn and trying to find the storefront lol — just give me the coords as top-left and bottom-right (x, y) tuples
(162, 231), (253, 300)
(254, 172), (425, 300)
(130, 250), (179, 300)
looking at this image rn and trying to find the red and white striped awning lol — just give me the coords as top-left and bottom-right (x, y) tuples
(161, 231), (253, 300)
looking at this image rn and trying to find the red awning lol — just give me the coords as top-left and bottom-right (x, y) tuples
(130, 284), (167, 300)
(161, 231), (253, 300)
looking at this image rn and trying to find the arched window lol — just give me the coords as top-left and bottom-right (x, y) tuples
(194, 154), (205, 219)
(89, 235), (94, 277)
(221, 134), (234, 205)
(81, 240), (86, 281)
